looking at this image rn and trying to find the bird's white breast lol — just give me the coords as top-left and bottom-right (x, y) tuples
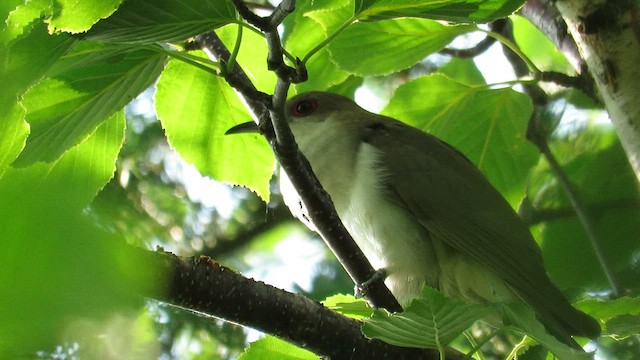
(280, 123), (439, 306)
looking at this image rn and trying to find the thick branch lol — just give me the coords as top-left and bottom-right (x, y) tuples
(520, 0), (584, 71)
(131, 247), (447, 359)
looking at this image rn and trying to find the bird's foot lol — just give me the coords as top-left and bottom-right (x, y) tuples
(355, 268), (388, 299)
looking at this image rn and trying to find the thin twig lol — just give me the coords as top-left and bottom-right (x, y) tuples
(537, 140), (621, 296)
(497, 18), (621, 295)
(440, 20), (504, 58)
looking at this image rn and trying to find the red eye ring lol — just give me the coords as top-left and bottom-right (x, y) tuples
(291, 99), (318, 117)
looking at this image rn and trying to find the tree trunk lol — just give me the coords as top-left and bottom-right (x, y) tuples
(555, 0), (640, 182)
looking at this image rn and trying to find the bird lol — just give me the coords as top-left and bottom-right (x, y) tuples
(227, 91), (601, 349)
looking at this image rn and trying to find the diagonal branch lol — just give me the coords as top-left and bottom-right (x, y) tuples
(196, 0), (402, 313)
(127, 245), (446, 359)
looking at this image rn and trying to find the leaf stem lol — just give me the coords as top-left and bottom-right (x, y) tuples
(478, 28), (540, 75)
(226, 23), (244, 73)
(302, 16), (356, 64)
(143, 45), (220, 76)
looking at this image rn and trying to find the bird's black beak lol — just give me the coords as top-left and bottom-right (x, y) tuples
(225, 122), (259, 135)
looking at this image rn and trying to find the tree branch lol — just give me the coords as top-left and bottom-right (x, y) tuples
(554, 0), (640, 182)
(496, 17), (622, 295)
(440, 19), (504, 58)
(128, 246), (448, 359)
(196, 1), (402, 312)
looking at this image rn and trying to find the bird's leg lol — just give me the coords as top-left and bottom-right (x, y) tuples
(355, 268), (388, 300)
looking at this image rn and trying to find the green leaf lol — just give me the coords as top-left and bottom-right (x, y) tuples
(0, 22), (76, 99)
(284, 0), (351, 92)
(155, 56), (274, 202)
(0, 112), (133, 354)
(303, 0), (354, 33)
(532, 130), (640, 290)
(0, 101), (28, 178)
(356, 0), (525, 23)
(0, 22), (74, 175)
(1, 0), (51, 43)
(1, 110), (125, 210)
(49, 0), (124, 33)
(239, 336), (317, 360)
(217, 24), (276, 94)
(439, 57), (486, 86)
(576, 297), (640, 321)
(322, 294), (372, 319)
(362, 287), (492, 349)
(511, 15), (573, 74)
(328, 19), (474, 76)
(382, 74), (538, 206)
(85, 0), (237, 44)
(501, 303), (593, 360)
(14, 45), (166, 166)
(604, 315), (640, 338)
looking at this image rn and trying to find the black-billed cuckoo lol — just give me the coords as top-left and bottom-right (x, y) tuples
(228, 91), (600, 348)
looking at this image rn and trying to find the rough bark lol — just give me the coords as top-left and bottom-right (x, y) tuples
(554, 0), (640, 182)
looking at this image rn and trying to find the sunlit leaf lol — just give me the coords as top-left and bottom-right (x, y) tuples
(322, 294), (372, 319)
(511, 15), (573, 74)
(439, 57), (486, 86)
(0, 22), (76, 98)
(156, 55), (275, 202)
(284, 0), (351, 92)
(2, 111), (125, 210)
(0, 111), (151, 356)
(239, 336), (317, 360)
(0, 0), (51, 43)
(356, 0), (525, 22)
(49, 0), (124, 33)
(14, 45), (166, 166)
(383, 74), (538, 206)
(85, 0), (237, 43)
(0, 101), (28, 178)
(329, 19), (474, 76)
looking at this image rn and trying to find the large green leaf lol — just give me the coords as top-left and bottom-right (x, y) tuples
(0, 22), (76, 99)
(511, 15), (573, 74)
(0, 22), (76, 173)
(382, 74), (538, 206)
(14, 45), (166, 166)
(85, 0), (237, 43)
(156, 55), (274, 202)
(49, 0), (124, 33)
(1, 110), (125, 210)
(0, 113), (160, 355)
(217, 24), (277, 94)
(356, 0), (525, 22)
(328, 19), (473, 76)
(531, 129), (640, 290)
(362, 288), (492, 349)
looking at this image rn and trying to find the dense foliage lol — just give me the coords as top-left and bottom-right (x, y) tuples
(1, 0), (638, 359)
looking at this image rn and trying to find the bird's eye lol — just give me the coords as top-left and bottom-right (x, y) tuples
(291, 99), (318, 117)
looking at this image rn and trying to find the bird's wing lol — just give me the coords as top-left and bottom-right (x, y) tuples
(362, 117), (599, 339)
